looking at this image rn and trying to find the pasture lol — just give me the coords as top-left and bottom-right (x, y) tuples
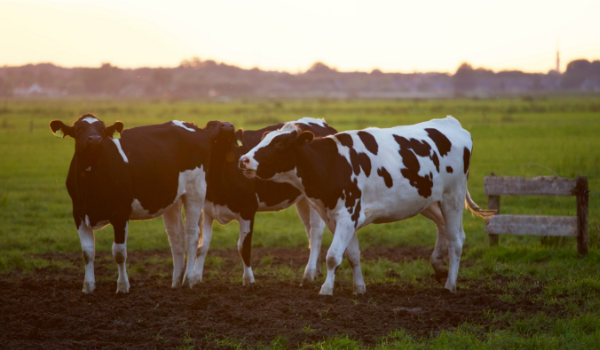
(1, 96), (599, 349)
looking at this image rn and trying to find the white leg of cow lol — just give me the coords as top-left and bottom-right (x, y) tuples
(320, 220), (355, 296)
(182, 195), (203, 289)
(420, 203), (449, 283)
(112, 222), (130, 294)
(344, 233), (366, 294)
(77, 221), (96, 294)
(295, 198), (325, 284)
(440, 191), (467, 293)
(162, 200), (185, 288)
(193, 212), (213, 283)
(237, 219), (255, 286)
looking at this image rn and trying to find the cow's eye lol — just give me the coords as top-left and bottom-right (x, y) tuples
(275, 141), (284, 149)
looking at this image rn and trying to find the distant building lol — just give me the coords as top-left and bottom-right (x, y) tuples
(13, 83), (66, 97)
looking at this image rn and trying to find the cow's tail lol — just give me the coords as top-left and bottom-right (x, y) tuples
(464, 189), (495, 218)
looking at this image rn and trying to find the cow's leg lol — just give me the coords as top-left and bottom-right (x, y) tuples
(162, 199), (185, 288)
(440, 190), (467, 293)
(320, 220), (355, 296)
(193, 212), (213, 283)
(77, 221), (96, 294)
(237, 218), (255, 286)
(181, 195), (203, 288)
(112, 220), (130, 293)
(295, 198), (325, 284)
(344, 233), (366, 294)
(420, 202), (449, 283)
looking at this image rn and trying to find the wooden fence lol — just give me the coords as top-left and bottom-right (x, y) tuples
(484, 174), (589, 255)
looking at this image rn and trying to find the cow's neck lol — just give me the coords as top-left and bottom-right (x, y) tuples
(295, 138), (335, 197)
(206, 142), (235, 194)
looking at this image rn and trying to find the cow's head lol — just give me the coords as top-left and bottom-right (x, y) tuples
(50, 114), (123, 162)
(239, 123), (314, 180)
(205, 120), (235, 144)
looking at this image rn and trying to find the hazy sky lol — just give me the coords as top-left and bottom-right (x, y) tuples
(1, 1), (599, 73)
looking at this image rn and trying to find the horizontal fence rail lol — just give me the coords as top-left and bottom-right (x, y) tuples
(486, 215), (578, 237)
(484, 176), (577, 196)
(484, 174), (588, 255)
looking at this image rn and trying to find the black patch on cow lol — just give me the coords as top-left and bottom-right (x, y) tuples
(358, 153), (372, 177)
(347, 148), (371, 177)
(357, 131), (378, 155)
(338, 133), (372, 177)
(425, 128), (452, 157)
(431, 151), (440, 172)
(393, 135), (434, 198)
(446, 166), (453, 173)
(351, 199), (361, 228)
(377, 167), (393, 188)
(463, 147), (471, 174)
(336, 133), (353, 148)
(294, 138), (363, 229)
(296, 122), (338, 137)
(241, 220), (254, 267)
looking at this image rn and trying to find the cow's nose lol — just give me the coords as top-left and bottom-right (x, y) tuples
(221, 122), (234, 131)
(88, 135), (102, 144)
(239, 156), (250, 169)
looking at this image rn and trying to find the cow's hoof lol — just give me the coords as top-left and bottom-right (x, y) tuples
(242, 276), (255, 286)
(82, 282), (95, 294)
(353, 284), (366, 295)
(434, 270), (449, 284)
(444, 285), (457, 293)
(302, 270), (318, 284)
(300, 276), (316, 287)
(319, 284), (334, 296)
(182, 274), (197, 289)
(115, 285), (130, 294)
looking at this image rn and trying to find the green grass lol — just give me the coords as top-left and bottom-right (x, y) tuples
(1, 96), (599, 349)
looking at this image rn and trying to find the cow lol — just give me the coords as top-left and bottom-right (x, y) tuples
(239, 116), (493, 295)
(194, 118), (337, 285)
(49, 113), (233, 293)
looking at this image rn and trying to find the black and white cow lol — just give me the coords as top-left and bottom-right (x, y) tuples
(239, 116), (493, 295)
(50, 114), (231, 293)
(194, 118), (337, 285)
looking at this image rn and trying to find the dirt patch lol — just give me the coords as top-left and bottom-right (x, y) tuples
(1, 247), (546, 349)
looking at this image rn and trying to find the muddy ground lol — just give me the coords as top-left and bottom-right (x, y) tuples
(1, 247), (548, 349)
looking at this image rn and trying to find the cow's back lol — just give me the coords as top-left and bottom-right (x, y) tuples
(119, 122), (210, 218)
(330, 116), (471, 227)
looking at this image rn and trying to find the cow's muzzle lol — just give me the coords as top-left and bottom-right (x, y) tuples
(239, 156), (257, 178)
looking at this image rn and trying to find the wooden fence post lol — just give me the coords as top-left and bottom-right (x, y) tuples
(576, 176), (589, 256)
(488, 172), (500, 246)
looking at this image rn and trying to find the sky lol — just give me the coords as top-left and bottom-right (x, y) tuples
(1, 1), (599, 74)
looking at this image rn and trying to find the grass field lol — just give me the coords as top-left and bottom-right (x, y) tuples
(1, 96), (600, 348)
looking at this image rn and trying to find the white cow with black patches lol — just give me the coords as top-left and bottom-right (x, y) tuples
(50, 114), (231, 293)
(239, 116), (493, 295)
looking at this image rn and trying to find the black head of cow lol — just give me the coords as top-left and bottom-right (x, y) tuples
(205, 120), (235, 142)
(239, 123), (314, 180)
(49, 114), (124, 166)
(205, 120), (237, 161)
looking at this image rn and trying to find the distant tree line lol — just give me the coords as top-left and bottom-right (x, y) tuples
(0, 58), (599, 98)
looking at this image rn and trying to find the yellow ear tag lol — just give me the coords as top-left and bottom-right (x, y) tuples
(112, 131), (121, 140)
(236, 139), (243, 147)
(54, 129), (64, 138)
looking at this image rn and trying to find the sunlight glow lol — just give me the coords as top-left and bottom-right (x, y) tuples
(1, 1), (599, 73)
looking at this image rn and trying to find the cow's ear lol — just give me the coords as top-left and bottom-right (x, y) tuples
(234, 128), (244, 147)
(49, 120), (75, 138)
(106, 121), (124, 139)
(295, 130), (314, 148)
